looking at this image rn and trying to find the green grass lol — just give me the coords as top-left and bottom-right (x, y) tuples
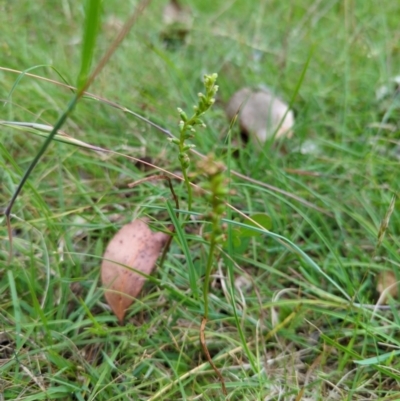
(2, 1), (400, 400)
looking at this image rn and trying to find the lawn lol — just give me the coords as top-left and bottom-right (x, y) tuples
(1, 1), (400, 400)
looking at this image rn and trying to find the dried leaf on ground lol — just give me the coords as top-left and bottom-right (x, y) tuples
(226, 86), (294, 146)
(377, 271), (398, 304)
(101, 219), (170, 323)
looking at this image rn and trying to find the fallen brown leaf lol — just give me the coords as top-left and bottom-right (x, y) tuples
(377, 271), (398, 304)
(101, 219), (170, 323)
(226, 86), (294, 146)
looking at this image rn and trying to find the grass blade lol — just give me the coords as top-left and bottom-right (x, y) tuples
(77, 0), (102, 90)
(165, 200), (199, 299)
(4, 65), (72, 106)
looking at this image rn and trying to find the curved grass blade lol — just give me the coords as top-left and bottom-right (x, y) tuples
(165, 200), (199, 299)
(354, 350), (400, 366)
(224, 217), (351, 302)
(0, 121), (106, 152)
(4, 65), (73, 106)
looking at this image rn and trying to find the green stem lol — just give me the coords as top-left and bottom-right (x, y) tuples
(178, 124), (194, 211)
(182, 168), (193, 211)
(203, 237), (217, 319)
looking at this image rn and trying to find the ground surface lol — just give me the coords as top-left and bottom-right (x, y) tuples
(1, 1), (400, 400)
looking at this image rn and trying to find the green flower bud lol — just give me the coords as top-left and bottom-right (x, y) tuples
(183, 144), (196, 151)
(179, 153), (190, 169)
(168, 137), (181, 145)
(177, 107), (188, 122)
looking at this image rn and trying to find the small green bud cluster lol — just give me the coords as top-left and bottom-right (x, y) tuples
(193, 73), (219, 115)
(177, 74), (218, 165)
(182, 76), (216, 145)
(172, 73), (219, 210)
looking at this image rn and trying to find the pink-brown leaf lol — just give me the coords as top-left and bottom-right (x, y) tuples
(101, 219), (170, 323)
